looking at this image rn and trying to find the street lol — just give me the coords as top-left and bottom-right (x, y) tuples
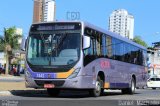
(1, 0), (160, 106)
(0, 89), (160, 106)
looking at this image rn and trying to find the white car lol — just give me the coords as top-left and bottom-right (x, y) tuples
(147, 77), (160, 89)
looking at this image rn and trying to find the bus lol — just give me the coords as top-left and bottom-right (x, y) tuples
(24, 21), (148, 97)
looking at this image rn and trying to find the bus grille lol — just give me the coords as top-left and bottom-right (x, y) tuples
(35, 80), (65, 87)
(30, 67), (71, 73)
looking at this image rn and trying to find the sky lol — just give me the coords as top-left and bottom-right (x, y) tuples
(0, 0), (160, 46)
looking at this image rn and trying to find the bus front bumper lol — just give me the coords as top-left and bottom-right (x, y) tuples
(25, 75), (95, 89)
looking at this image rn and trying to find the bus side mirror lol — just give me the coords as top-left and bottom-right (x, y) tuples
(21, 38), (27, 51)
(83, 36), (90, 49)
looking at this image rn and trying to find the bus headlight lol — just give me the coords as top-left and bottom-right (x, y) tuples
(68, 68), (81, 79)
(25, 70), (32, 78)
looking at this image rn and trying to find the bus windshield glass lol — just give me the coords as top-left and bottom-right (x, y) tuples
(27, 32), (81, 66)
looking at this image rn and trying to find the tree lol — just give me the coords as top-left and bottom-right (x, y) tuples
(133, 36), (148, 48)
(0, 27), (22, 75)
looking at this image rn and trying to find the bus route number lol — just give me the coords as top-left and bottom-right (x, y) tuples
(36, 73), (45, 78)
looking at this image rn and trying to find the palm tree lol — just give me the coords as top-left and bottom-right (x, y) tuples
(0, 27), (22, 75)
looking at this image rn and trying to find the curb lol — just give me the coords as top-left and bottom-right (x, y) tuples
(0, 91), (12, 96)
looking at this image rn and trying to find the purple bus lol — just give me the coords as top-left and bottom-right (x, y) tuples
(23, 21), (148, 97)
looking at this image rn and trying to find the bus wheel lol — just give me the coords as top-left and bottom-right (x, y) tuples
(47, 88), (60, 97)
(122, 78), (136, 94)
(89, 76), (103, 97)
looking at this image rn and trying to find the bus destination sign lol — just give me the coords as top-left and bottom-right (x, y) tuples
(37, 25), (75, 31)
(31, 23), (81, 31)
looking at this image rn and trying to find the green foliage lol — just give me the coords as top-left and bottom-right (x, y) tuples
(0, 36), (4, 51)
(0, 26), (22, 74)
(0, 27), (22, 52)
(133, 36), (148, 48)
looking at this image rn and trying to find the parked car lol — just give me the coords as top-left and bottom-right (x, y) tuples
(147, 77), (160, 89)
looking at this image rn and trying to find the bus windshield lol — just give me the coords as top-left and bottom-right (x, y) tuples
(27, 32), (81, 66)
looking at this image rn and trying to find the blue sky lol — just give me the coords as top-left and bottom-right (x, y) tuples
(0, 0), (160, 46)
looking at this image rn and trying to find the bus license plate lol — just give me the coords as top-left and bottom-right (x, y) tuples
(44, 84), (55, 88)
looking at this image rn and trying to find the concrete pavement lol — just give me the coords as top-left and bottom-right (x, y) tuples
(0, 74), (34, 96)
(0, 74), (24, 81)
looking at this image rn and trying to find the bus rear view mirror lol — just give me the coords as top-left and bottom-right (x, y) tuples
(83, 36), (90, 49)
(21, 37), (27, 51)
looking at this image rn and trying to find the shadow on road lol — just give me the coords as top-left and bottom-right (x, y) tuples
(10, 90), (48, 98)
(9, 89), (134, 98)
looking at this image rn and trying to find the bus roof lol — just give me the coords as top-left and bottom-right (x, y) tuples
(32, 21), (147, 50)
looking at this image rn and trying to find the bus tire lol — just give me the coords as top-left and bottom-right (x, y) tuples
(89, 76), (103, 97)
(47, 88), (60, 97)
(122, 77), (136, 94)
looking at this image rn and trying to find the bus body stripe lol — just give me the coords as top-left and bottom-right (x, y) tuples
(56, 68), (75, 78)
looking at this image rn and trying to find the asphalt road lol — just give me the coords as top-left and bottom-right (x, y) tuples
(1, 89), (160, 106)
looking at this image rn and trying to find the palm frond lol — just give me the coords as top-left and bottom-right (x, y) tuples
(3, 27), (22, 50)
(13, 34), (22, 39)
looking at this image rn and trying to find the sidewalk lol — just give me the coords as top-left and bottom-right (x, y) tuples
(0, 74), (24, 81)
(0, 81), (37, 96)
(0, 81), (29, 91)
(0, 74), (25, 90)
(0, 74), (24, 79)
(0, 74), (34, 96)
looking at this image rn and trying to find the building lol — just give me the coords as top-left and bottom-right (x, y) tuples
(0, 52), (6, 68)
(43, 0), (56, 22)
(15, 28), (23, 44)
(33, 0), (43, 23)
(33, 0), (56, 23)
(109, 9), (134, 39)
(148, 42), (160, 77)
(14, 28), (24, 62)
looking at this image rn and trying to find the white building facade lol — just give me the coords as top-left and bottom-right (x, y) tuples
(109, 9), (134, 39)
(43, 0), (56, 22)
(0, 52), (6, 67)
(148, 48), (160, 77)
(16, 28), (23, 44)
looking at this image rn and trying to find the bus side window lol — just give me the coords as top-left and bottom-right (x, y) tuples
(143, 50), (148, 66)
(114, 39), (124, 61)
(102, 35), (107, 57)
(106, 36), (112, 58)
(96, 34), (101, 57)
(137, 49), (143, 65)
